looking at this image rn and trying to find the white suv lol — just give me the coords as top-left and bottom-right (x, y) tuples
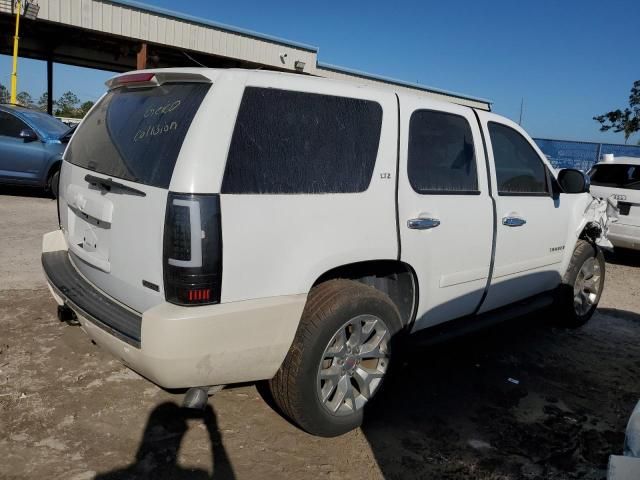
(589, 157), (640, 251)
(43, 68), (609, 436)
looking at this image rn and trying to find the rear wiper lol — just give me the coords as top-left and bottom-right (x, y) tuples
(84, 174), (146, 197)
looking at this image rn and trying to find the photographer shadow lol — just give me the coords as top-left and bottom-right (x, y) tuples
(96, 402), (235, 480)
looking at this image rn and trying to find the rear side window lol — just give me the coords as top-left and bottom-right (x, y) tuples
(0, 111), (28, 138)
(589, 164), (640, 190)
(66, 83), (210, 189)
(221, 87), (383, 194)
(408, 110), (478, 194)
(489, 122), (548, 195)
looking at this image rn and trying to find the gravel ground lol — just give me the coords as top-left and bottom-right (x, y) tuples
(0, 190), (58, 291)
(1, 189), (639, 479)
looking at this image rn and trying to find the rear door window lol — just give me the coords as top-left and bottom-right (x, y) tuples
(589, 164), (640, 190)
(66, 83), (210, 188)
(408, 110), (478, 194)
(221, 87), (383, 194)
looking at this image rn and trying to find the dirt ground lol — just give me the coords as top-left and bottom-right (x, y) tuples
(1, 188), (640, 480)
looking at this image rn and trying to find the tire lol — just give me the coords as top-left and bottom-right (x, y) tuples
(555, 239), (605, 328)
(48, 169), (60, 199)
(269, 279), (402, 437)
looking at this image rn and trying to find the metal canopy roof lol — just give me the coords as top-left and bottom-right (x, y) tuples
(0, 0), (491, 109)
(109, 0), (319, 52)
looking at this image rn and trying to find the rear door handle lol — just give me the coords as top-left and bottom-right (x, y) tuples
(502, 216), (527, 227)
(407, 217), (441, 230)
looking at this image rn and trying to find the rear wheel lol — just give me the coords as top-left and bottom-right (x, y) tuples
(269, 279), (402, 437)
(48, 169), (60, 198)
(555, 240), (605, 328)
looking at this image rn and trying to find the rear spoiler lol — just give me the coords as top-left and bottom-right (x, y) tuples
(105, 72), (212, 90)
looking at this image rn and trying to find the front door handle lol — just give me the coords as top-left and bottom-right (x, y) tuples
(502, 216), (527, 227)
(407, 217), (441, 230)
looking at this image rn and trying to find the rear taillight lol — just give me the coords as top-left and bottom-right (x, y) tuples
(163, 193), (222, 306)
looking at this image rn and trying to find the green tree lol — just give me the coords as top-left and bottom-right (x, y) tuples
(77, 100), (95, 117)
(37, 92), (53, 112)
(0, 85), (37, 107)
(16, 91), (35, 108)
(55, 91), (81, 117)
(594, 80), (640, 144)
(0, 83), (9, 103)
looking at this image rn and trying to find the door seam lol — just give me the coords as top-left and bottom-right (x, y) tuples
(394, 93), (401, 262)
(471, 109), (497, 315)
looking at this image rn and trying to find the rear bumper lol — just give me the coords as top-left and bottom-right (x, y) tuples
(42, 230), (306, 389)
(43, 250), (143, 347)
(609, 223), (640, 250)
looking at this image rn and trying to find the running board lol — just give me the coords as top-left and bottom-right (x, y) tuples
(409, 291), (555, 347)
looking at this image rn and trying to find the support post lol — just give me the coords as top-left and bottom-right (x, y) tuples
(46, 57), (53, 115)
(10, 0), (22, 104)
(136, 42), (147, 70)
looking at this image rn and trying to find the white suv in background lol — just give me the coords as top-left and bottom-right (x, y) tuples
(589, 157), (640, 251)
(43, 69), (610, 437)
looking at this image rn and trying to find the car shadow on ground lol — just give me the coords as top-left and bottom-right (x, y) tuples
(95, 402), (236, 480)
(605, 249), (640, 268)
(0, 185), (53, 199)
(598, 307), (640, 324)
(360, 309), (638, 479)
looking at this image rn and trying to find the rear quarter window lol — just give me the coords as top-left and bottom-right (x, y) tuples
(221, 87), (383, 194)
(66, 83), (210, 188)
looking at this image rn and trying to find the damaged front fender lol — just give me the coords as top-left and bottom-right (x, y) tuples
(581, 195), (619, 249)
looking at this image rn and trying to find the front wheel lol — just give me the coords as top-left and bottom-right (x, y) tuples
(555, 239), (605, 328)
(269, 279), (402, 437)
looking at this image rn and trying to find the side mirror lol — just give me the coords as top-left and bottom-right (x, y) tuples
(19, 129), (38, 142)
(557, 168), (590, 194)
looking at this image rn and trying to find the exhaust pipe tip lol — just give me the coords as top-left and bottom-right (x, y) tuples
(183, 387), (208, 410)
(182, 385), (225, 410)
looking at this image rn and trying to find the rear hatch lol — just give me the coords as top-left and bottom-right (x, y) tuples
(589, 162), (640, 227)
(60, 72), (212, 313)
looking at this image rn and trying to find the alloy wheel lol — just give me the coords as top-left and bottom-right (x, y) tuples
(573, 257), (601, 316)
(316, 314), (391, 416)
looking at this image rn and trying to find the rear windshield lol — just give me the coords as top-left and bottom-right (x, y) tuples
(589, 164), (640, 190)
(66, 83), (210, 188)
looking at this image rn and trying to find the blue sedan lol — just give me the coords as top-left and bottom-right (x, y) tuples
(0, 104), (73, 197)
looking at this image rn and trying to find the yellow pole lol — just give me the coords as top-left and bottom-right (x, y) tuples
(10, 0), (22, 105)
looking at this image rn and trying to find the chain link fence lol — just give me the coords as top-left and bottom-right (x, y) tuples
(534, 138), (640, 172)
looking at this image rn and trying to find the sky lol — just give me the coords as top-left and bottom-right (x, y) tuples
(0, 0), (638, 144)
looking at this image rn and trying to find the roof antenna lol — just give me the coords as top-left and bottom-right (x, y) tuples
(518, 97), (524, 126)
(182, 51), (207, 68)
